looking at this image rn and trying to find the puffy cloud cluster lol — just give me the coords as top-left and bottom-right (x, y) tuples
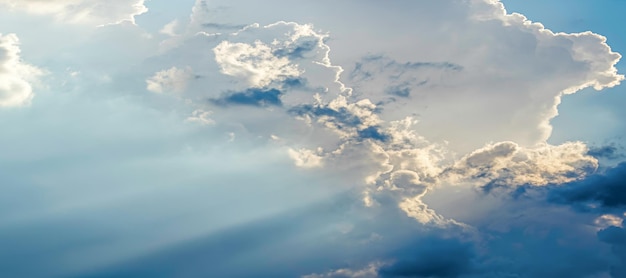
(3, 0), (614, 238)
(290, 96), (387, 142)
(342, 5), (623, 155)
(0, 33), (43, 108)
(144, 16), (351, 154)
(177, 0), (618, 230)
(161, 0), (619, 227)
(0, 0), (148, 25)
(446, 141), (598, 189)
(214, 40), (301, 88)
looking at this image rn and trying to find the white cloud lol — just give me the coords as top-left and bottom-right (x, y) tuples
(302, 262), (382, 278)
(159, 20), (180, 36)
(213, 40), (301, 88)
(180, 0), (622, 231)
(288, 148), (324, 168)
(595, 214), (623, 230)
(336, 2), (623, 155)
(446, 141), (598, 188)
(185, 109), (214, 125)
(146, 66), (194, 94)
(0, 33), (43, 108)
(399, 195), (446, 225)
(0, 0), (148, 26)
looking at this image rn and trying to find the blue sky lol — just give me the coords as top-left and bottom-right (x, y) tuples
(1, 1), (626, 277)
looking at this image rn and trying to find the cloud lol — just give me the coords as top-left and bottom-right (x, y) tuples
(379, 237), (475, 278)
(158, 0), (623, 237)
(598, 224), (626, 277)
(146, 66), (194, 94)
(211, 88), (283, 107)
(186, 0), (624, 232)
(330, 2), (624, 155)
(302, 263), (381, 278)
(185, 109), (214, 125)
(213, 40), (302, 88)
(2, 0), (626, 277)
(348, 55), (463, 100)
(289, 96), (387, 142)
(288, 148), (324, 168)
(446, 141), (598, 189)
(588, 144), (624, 160)
(548, 162), (626, 212)
(302, 235), (477, 278)
(160, 20), (180, 36)
(0, 0), (148, 26)
(0, 33), (43, 108)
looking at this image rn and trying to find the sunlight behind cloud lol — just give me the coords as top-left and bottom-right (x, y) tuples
(1, 0), (625, 277)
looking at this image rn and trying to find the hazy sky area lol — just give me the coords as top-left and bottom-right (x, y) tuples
(1, 1), (626, 277)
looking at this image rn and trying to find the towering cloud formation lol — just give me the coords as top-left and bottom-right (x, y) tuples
(1, 0), (624, 277)
(0, 33), (42, 107)
(147, 0), (622, 226)
(343, 2), (623, 154)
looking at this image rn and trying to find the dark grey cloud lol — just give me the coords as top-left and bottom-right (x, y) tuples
(358, 126), (390, 142)
(598, 224), (626, 278)
(273, 39), (320, 60)
(385, 81), (427, 98)
(281, 77), (307, 89)
(478, 226), (611, 277)
(379, 237), (475, 278)
(588, 144), (624, 160)
(379, 212), (611, 278)
(548, 162), (626, 212)
(289, 104), (390, 142)
(290, 104), (362, 127)
(211, 88), (283, 107)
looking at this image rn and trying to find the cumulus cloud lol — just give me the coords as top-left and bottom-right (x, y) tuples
(0, 0), (148, 26)
(446, 141), (598, 189)
(164, 0), (623, 230)
(0, 33), (43, 108)
(175, 0), (623, 231)
(214, 40), (302, 88)
(289, 96), (387, 142)
(337, 2), (624, 155)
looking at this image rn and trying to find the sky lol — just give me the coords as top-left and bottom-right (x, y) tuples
(1, 1), (626, 277)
